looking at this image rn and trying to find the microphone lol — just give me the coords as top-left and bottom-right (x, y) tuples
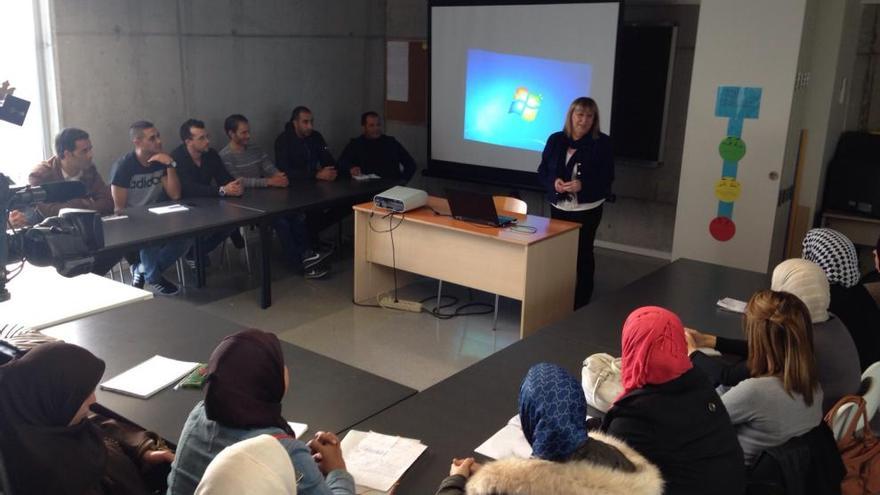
(8, 181), (87, 209)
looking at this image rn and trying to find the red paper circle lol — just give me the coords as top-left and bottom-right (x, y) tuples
(709, 216), (736, 242)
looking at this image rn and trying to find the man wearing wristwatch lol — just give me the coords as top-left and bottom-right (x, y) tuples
(109, 120), (191, 295)
(172, 118), (242, 269)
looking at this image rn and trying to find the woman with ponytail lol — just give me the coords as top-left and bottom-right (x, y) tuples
(720, 290), (823, 466)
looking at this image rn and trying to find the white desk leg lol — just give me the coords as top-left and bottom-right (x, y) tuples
(520, 229), (578, 338)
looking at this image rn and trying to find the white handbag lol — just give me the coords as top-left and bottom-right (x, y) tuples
(582, 353), (624, 413)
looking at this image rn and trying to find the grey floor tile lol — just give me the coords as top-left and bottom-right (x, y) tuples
(191, 241), (668, 390)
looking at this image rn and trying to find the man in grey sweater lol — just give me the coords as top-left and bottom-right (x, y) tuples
(219, 114), (330, 278)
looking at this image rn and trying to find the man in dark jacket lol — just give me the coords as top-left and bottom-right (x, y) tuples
(273, 106), (337, 181)
(274, 106), (347, 252)
(172, 118), (243, 266)
(337, 112), (417, 183)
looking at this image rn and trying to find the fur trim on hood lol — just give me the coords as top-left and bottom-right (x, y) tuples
(465, 431), (663, 495)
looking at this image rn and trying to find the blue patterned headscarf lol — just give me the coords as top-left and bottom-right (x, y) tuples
(519, 362), (588, 461)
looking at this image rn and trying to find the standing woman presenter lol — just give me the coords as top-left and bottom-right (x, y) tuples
(537, 97), (614, 308)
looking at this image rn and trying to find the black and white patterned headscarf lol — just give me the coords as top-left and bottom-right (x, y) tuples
(802, 228), (860, 288)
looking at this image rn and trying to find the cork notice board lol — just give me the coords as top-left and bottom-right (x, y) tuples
(385, 40), (427, 124)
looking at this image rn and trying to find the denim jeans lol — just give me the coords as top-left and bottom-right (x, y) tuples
(138, 238), (192, 284)
(273, 213), (310, 267)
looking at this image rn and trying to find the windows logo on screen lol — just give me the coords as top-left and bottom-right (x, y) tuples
(508, 87), (542, 122)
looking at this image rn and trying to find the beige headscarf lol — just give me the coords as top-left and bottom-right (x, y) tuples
(195, 434), (297, 495)
(770, 258), (830, 323)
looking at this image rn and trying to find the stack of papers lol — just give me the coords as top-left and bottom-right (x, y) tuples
(716, 297), (747, 313)
(148, 204), (189, 215)
(475, 415), (533, 460)
(341, 430), (427, 493)
(100, 355), (200, 399)
(352, 173), (382, 181)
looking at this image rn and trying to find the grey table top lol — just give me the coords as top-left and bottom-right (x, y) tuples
(43, 298), (417, 444)
(345, 258), (768, 494)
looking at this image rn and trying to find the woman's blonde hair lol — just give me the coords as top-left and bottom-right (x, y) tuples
(563, 97), (600, 139)
(745, 290), (818, 406)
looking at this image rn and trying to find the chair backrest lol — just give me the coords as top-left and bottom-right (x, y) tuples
(830, 402), (859, 442)
(493, 196), (527, 215)
(861, 361), (880, 423)
(827, 362), (880, 441)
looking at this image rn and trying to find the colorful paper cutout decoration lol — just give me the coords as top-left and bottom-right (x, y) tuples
(718, 137), (746, 162)
(709, 86), (762, 242)
(710, 216), (736, 242)
(714, 177), (742, 203)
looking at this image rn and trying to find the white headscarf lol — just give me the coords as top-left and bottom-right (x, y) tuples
(770, 258), (830, 323)
(195, 434), (297, 495)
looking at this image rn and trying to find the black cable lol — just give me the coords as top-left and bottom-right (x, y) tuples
(367, 211), (406, 303)
(509, 224), (538, 234)
(418, 293), (494, 320)
(4, 215), (26, 282)
(389, 212), (398, 302)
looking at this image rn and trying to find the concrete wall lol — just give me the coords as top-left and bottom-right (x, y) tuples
(49, 0), (386, 178)
(612, 4), (699, 206)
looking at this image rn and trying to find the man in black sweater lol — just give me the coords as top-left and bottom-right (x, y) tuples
(172, 118), (243, 265)
(274, 106), (347, 254)
(338, 111), (417, 183)
(274, 106), (337, 181)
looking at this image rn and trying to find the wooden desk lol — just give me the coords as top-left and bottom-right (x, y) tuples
(352, 199), (581, 339)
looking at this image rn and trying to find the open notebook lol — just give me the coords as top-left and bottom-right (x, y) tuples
(100, 355), (200, 399)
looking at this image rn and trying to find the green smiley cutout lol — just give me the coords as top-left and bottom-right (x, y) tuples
(719, 136), (746, 162)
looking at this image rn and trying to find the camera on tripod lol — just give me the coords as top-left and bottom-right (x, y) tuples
(1, 173), (104, 302)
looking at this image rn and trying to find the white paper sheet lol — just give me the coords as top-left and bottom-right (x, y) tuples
(352, 173), (382, 181)
(148, 204), (189, 215)
(716, 297), (747, 313)
(341, 430), (427, 492)
(100, 355), (199, 398)
(287, 421), (309, 439)
(387, 41), (409, 102)
(475, 415), (533, 460)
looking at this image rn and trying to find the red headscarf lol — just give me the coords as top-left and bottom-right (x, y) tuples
(619, 306), (692, 400)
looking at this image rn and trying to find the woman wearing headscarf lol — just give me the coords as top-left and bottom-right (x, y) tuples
(434, 363), (663, 495)
(195, 434), (297, 495)
(721, 290), (823, 466)
(687, 258), (860, 412)
(167, 329), (354, 495)
(601, 307), (745, 495)
(802, 227), (880, 370)
(537, 97), (614, 308)
(0, 342), (174, 495)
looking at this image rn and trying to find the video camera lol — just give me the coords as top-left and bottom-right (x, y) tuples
(1, 173), (104, 302)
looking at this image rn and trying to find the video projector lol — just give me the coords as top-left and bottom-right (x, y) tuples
(374, 186), (427, 213)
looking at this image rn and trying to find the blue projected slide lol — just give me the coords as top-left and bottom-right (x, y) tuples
(463, 49), (592, 152)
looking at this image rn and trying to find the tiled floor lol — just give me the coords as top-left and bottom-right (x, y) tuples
(180, 242), (668, 390)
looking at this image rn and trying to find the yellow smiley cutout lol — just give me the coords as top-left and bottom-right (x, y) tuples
(714, 177), (742, 203)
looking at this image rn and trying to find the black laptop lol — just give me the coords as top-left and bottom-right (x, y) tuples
(445, 189), (517, 227)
